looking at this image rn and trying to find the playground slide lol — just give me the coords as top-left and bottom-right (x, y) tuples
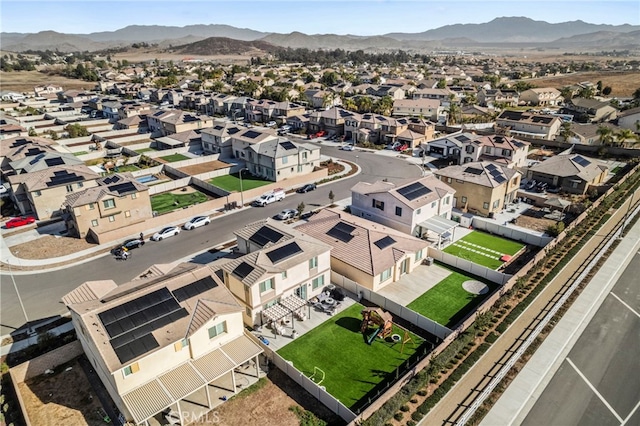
(366, 326), (384, 345)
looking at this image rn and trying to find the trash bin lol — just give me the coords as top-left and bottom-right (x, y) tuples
(291, 330), (298, 339)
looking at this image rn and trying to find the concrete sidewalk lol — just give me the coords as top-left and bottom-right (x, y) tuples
(419, 192), (639, 426)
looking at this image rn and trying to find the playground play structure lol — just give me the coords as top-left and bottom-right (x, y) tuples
(361, 307), (393, 345)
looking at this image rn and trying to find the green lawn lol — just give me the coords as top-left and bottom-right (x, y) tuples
(407, 269), (498, 327)
(277, 303), (424, 409)
(611, 166), (622, 174)
(209, 173), (271, 192)
(443, 231), (525, 269)
(151, 191), (208, 214)
(114, 164), (140, 172)
(73, 151), (88, 156)
(160, 153), (190, 162)
(136, 147), (156, 153)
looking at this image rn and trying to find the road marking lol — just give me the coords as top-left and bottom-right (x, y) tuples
(610, 292), (640, 319)
(566, 358), (623, 423)
(622, 399), (640, 425)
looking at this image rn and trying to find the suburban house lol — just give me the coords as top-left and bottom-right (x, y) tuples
(5, 151), (84, 175)
(0, 124), (28, 140)
(154, 129), (202, 151)
(519, 87), (563, 106)
(233, 133), (321, 182)
(200, 121), (244, 157)
(412, 87), (455, 102)
(307, 106), (353, 136)
(7, 164), (101, 220)
(206, 93), (237, 116)
(62, 262), (263, 426)
(434, 161), (522, 217)
(495, 110), (563, 140)
(560, 98), (618, 123)
(219, 219), (333, 326)
(525, 153), (608, 194)
(477, 88), (520, 108)
(296, 208), (430, 292)
(1, 136), (58, 174)
(425, 132), (480, 161)
(458, 134), (530, 167)
(392, 98), (441, 121)
(617, 107), (640, 133)
(34, 84), (63, 97)
(245, 100), (306, 124)
(350, 175), (456, 239)
(62, 174), (152, 240)
(147, 110), (213, 136)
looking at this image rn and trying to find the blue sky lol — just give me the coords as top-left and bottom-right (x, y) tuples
(2, 1), (638, 35)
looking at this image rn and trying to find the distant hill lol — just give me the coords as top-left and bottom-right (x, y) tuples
(385, 17), (640, 43)
(172, 37), (278, 56)
(260, 32), (405, 50)
(1, 30), (113, 52)
(551, 30), (640, 49)
(83, 24), (268, 43)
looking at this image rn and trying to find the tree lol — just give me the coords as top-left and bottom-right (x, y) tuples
(615, 128), (635, 147)
(602, 86), (612, 96)
(559, 122), (573, 141)
(596, 125), (614, 146)
(65, 123), (90, 138)
(28, 127), (37, 136)
(297, 202), (306, 218)
(328, 190), (335, 206)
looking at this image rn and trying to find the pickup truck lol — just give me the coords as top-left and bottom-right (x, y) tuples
(252, 188), (285, 207)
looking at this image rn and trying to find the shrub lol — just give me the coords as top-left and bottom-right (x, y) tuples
(406, 421), (417, 426)
(417, 390), (427, 396)
(411, 411), (424, 421)
(394, 412), (404, 421)
(400, 405), (410, 412)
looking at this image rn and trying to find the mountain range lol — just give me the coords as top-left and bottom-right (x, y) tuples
(1, 17), (639, 53)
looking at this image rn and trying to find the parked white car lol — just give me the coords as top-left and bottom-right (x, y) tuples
(183, 216), (211, 230)
(253, 188), (286, 207)
(340, 144), (354, 151)
(151, 226), (181, 241)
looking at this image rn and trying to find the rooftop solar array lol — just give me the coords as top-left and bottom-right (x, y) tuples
(227, 127), (241, 135)
(103, 176), (120, 184)
(47, 170), (84, 187)
(573, 155), (591, 167)
(108, 182), (137, 195)
(45, 157), (65, 167)
(486, 164), (497, 171)
(326, 222), (355, 243)
(374, 236), (396, 250)
(98, 287), (188, 364)
(279, 141), (296, 150)
(172, 276), (217, 302)
(464, 167), (484, 175)
(456, 135), (470, 143)
(26, 147), (46, 156)
(397, 181), (432, 201)
(232, 262), (255, 280)
(249, 226), (284, 247)
(493, 175), (507, 184)
(243, 130), (261, 139)
(266, 241), (303, 264)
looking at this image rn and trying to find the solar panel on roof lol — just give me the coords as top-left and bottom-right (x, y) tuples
(249, 226), (284, 247)
(232, 262), (254, 280)
(47, 172), (83, 187)
(464, 167), (484, 175)
(397, 181), (432, 201)
(45, 157), (64, 167)
(103, 176), (118, 184)
(279, 141), (296, 150)
(573, 155), (591, 167)
(489, 169), (502, 177)
(243, 130), (261, 139)
(486, 164), (497, 171)
(227, 127), (241, 134)
(374, 236), (396, 250)
(456, 135), (470, 142)
(266, 242), (303, 264)
(494, 175), (507, 184)
(326, 222), (355, 243)
(172, 276), (217, 302)
(109, 182), (137, 195)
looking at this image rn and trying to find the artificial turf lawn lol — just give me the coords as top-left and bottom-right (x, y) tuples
(209, 173), (271, 192)
(150, 191), (208, 214)
(407, 270), (497, 327)
(160, 153), (190, 162)
(277, 303), (424, 408)
(443, 231), (525, 269)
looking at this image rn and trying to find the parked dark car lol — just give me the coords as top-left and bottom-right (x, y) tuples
(122, 238), (145, 250)
(296, 183), (317, 193)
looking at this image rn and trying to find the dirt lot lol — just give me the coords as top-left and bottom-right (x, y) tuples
(525, 70), (640, 98)
(515, 206), (560, 233)
(8, 234), (98, 260)
(0, 70), (94, 93)
(209, 369), (344, 426)
(178, 160), (232, 175)
(17, 359), (105, 426)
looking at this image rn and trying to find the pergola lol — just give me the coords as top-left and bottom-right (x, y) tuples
(417, 216), (460, 249)
(260, 294), (311, 337)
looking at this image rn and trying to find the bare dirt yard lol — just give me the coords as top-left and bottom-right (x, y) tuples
(17, 359), (105, 426)
(0, 70), (93, 93)
(525, 70), (640, 98)
(516, 207), (560, 233)
(9, 234), (98, 260)
(178, 160), (232, 175)
(207, 368), (344, 426)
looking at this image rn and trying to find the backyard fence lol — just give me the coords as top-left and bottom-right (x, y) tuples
(470, 217), (553, 247)
(427, 248), (513, 285)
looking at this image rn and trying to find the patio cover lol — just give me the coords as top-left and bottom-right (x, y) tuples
(121, 334), (263, 424)
(544, 197), (572, 210)
(418, 215), (459, 235)
(261, 303), (290, 324)
(155, 136), (185, 147)
(280, 294), (307, 313)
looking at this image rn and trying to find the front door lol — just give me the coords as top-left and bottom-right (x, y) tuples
(295, 284), (307, 300)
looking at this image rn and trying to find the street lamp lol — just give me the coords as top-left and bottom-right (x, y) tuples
(6, 259), (31, 335)
(239, 167), (248, 208)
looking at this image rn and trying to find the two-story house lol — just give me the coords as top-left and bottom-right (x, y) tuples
(63, 174), (153, 240)
(1, 136), (58, 175)
(495, 110), (563, 140)
(146, 110), (213, 136)
(560, 98), (618, 124)
(220, 219), (332, 326)
(296, 208), (430, 292)
(434, 161), (522, 217)
(477, 88), (520, 108)
(350, 175), (456, 240)
(425, 132), (479, 161)
(307, 106), (353, 136)
(617, 107), (640, 133)
(200, 121), (244, 157)
(392, 98), (442, 121)
(459, 134), (530, 168)
(62, 262), (263, 426)
(525, 153), (608, 194)
(519, 87), (563, 106)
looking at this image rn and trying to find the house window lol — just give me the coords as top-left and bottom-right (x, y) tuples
(86, 203), (95, 210)
(461, 196), (468, 204)
(431, 201), (436, 208)
(246, 307), (252, 318)
(309, 256), (318, 269)
(282, 156), (288, 164)
(281, 271), (287, 279)
(483, 202), (489, 209)
(208, 321), (227, 339)
(103, 199), (115, 209)
(123, 362), (139, 377)
(34, 190), (41, 197)
(259, 278), (274, 293)
(131, 193), (137, 200)
(297, 165), (303, 173)
(108, 215), (115, 222)
(380, 267), (392, 283)
(395, 206), (402, 216)
(571, 181), (579, 189)
(91, 219), (98, 227)
(174, 338), (189, 352)
(493, 200), (500, 208)
(444, 197), (450, 205)
(416, 208), (421, 214)
(302, 152), (308, 161)
(312, 274), (324, 290)
(124, 210), (131, 218)
(372, 199), (385, 210)
(502, 149), (511, 156)
(447, 177), (452, 183)
(415, 249), (423, 261)
(77, 182), (83, 188)
(465, 146), (474, 153)
(66, 185), (73, 193)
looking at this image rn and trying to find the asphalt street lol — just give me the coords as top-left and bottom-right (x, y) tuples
(0, 144), (421, 335)
(521, 251), (640, 426)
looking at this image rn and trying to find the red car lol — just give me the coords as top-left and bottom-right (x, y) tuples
(394, 144), (408, 151)
(315, 130), (327, 138)
(5, 216), (36, 229)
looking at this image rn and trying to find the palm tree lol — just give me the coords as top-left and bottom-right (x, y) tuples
(596, 125), (614, 146)
(357, 96), (373, 113)
(615, 128), (635, 147)
(559, 122), (573, 142)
